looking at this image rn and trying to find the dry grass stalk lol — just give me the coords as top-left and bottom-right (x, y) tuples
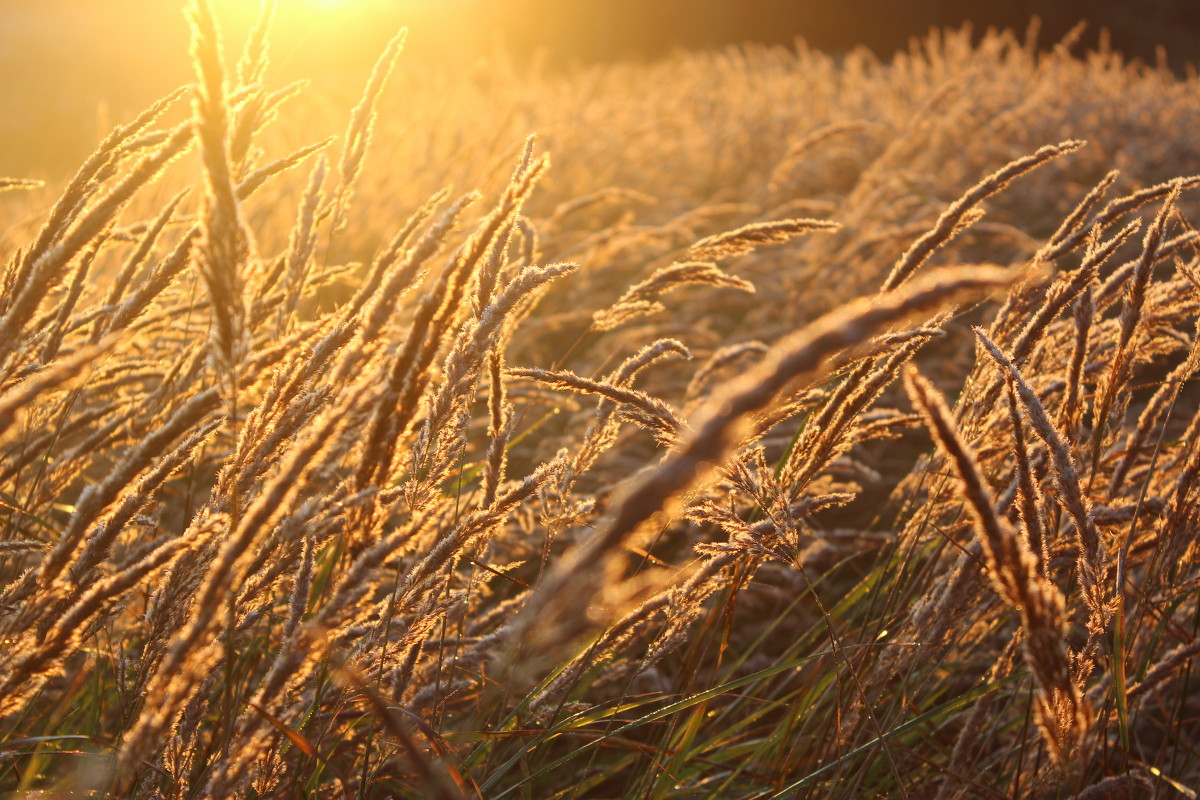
(905, 368), (1086, 771)
(1090, 185), (1182, 466)
(188, 0), (252, 385)
(1108, 318), (1200, 497)
(515, 266), (1011, 648)
(0, 178), (44, 193)
(1006, 383), (1050, 574)
(115, 373), (372, 787)
(1039, 169), (1119, 261)
(881, 140), (1084, 292)
(973, 328), (1113, 686)
(277, 155), (327, 330)
(1061, 285), (1095, 436)
(332, 28), (407, 228)
(593, 260), (756, 330)
(0, 126), (193, 374)
(687, 217), (840, 261)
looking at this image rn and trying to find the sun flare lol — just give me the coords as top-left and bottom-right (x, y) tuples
(216, 0), (383, 24)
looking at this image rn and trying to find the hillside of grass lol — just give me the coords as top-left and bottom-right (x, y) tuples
(1, 3), (1200, 798)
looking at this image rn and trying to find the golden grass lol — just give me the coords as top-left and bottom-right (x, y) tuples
(1, 2), (1200, 797)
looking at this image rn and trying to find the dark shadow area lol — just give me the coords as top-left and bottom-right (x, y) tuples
(489, 0), (1200, 70)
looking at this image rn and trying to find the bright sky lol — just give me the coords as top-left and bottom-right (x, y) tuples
(0, 0), (489, 174)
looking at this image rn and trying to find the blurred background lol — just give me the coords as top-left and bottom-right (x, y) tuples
(497, 0), (1200, 66)
(2, 0), (1200, 177)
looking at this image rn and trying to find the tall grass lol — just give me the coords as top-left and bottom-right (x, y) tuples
(2, 3), (1200, 797)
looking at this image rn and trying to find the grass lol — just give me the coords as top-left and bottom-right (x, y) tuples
(1, 1), (1200, 797)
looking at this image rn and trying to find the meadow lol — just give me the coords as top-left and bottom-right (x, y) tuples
(1, 2), (1200, 797)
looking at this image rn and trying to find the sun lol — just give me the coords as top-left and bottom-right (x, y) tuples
(301, 0), (396, 20)
(215, 0), (378, 25)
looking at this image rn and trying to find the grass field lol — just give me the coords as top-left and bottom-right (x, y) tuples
(2, 2), (1200, 797)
